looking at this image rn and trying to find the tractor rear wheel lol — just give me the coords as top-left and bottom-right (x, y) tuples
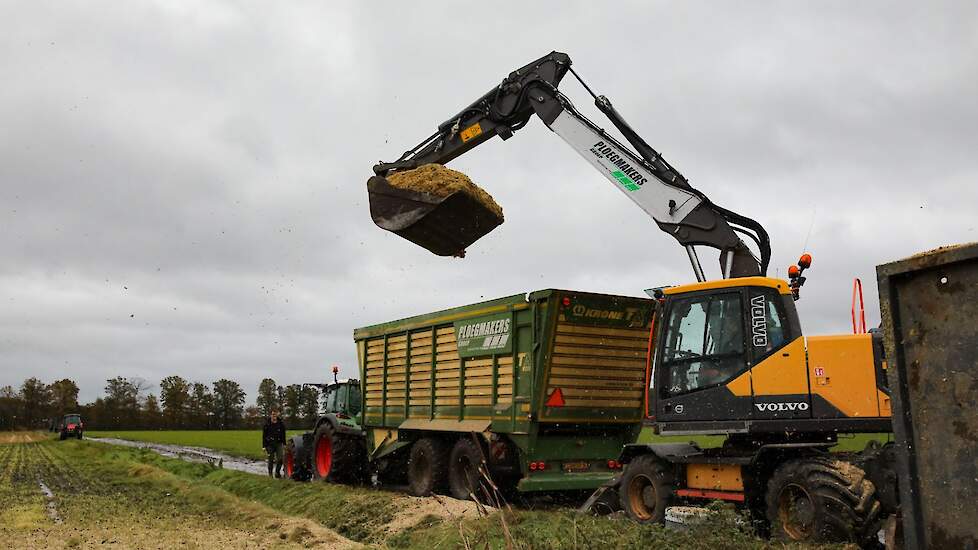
(766, 456), (883, 546)
(447, 438), (492, 502)
(407, 438), (448, 496)
(618, 454), (674, 524)
(312, 424), (364, 484)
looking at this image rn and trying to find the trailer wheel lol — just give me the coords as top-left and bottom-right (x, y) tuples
(312, 424), (364, 484)
(448, 438), (491, 502)
(59, 431), (67, 441)
(619, 454), (674, 524)
(408, 438), (448, 496)
(76, 431), (83, 440)
(766, 456), (883, 546)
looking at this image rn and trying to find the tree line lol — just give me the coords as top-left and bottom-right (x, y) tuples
(0, 376), (323, 431)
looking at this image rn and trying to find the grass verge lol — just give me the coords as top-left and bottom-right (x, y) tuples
(90, 441), (398, 544)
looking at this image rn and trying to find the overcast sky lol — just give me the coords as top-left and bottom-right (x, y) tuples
(2, 2), (976, 403)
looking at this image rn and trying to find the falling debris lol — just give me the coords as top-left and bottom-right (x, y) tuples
(387, 163), (504, 220)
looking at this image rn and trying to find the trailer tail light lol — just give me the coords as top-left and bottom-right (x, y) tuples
(607, 459), (621, 470)
(529, 461), (547, 471)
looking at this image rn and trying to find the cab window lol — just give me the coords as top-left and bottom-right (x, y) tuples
(348, 385), (362, 415)
(333, 385), (348, 411)
(324, 387), (338, 411)
(661, 292), (746, 397)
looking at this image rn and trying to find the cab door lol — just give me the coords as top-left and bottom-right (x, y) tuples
(654, 290), (753, 423)
(745, 287), (812, 420)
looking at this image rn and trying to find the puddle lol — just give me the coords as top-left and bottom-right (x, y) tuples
(90, 437), (268, 476)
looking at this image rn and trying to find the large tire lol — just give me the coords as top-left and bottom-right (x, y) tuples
(766, 456), (883, 547)
(618, 454), (674, 524)
(447, 438), (492, 502)
(76, 431), (83, 440)
(285, 436), (311, 482)
(407, 438), (449, 496)
(311, 424), (364, 484)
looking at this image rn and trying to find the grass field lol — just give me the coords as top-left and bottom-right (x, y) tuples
(0, 433), (352, 548)
(87, 428), (891, 463)
(1, 434), (842, 549)
(87, 430), (306, 460)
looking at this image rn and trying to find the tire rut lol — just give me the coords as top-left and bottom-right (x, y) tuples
(37, 479), (63, 524)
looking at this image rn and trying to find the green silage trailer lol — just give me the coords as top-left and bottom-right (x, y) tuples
(288, 289), (655, 499)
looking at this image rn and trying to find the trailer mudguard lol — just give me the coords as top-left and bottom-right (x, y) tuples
(618, 442), (703, 465)
(316, 413), (364, 438)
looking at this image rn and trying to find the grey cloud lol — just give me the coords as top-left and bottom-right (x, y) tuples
(2, 1), (976, 401)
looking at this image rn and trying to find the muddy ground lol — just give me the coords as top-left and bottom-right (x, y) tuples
(0, 436), (355, 549)
(2, 433), (849, 549)
(90, 436), (270, 475)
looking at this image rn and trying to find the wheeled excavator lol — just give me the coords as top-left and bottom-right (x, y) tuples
(366, 52), (896, 546)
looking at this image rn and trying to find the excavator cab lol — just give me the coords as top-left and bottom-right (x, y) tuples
(367, 174), (502, 256)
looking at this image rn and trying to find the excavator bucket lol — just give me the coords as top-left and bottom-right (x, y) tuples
(367, 175), (504, 256)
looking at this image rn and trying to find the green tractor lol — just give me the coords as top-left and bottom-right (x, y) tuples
(284, 368), (363, 482)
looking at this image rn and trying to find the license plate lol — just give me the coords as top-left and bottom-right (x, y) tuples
(562, 461), (590, 472)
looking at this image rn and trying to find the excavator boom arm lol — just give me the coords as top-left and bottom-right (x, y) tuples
(374, 52), (572, 175)
(370, 51), (770, 278)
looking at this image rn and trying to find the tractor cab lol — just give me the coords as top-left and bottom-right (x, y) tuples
(321, 379), (362, 418)
(60, 413), (84, 440)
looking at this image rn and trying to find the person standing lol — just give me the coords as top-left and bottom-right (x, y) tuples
(262, 408), (287, 478)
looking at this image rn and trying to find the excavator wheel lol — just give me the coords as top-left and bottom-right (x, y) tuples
(766, 456), (883, 547)
(367, 175), (503, 256)
(618, 454), (674, 524)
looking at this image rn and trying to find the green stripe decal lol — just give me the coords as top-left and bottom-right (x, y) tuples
(611, 170), (639, 191)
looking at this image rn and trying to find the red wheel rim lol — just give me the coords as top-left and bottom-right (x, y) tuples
(316, 435), (332, 478)
(285, 450), (295, 478)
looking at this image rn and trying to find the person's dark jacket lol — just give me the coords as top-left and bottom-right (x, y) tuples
(262, 418), (286, 449)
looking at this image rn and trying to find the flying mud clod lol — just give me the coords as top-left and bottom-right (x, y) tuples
(367, 164), (503, 257)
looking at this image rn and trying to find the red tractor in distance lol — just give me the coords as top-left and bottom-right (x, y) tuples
(59, 413), (84, 440)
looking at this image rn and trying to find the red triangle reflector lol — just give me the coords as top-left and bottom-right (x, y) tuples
(545, 388), (565, 407)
